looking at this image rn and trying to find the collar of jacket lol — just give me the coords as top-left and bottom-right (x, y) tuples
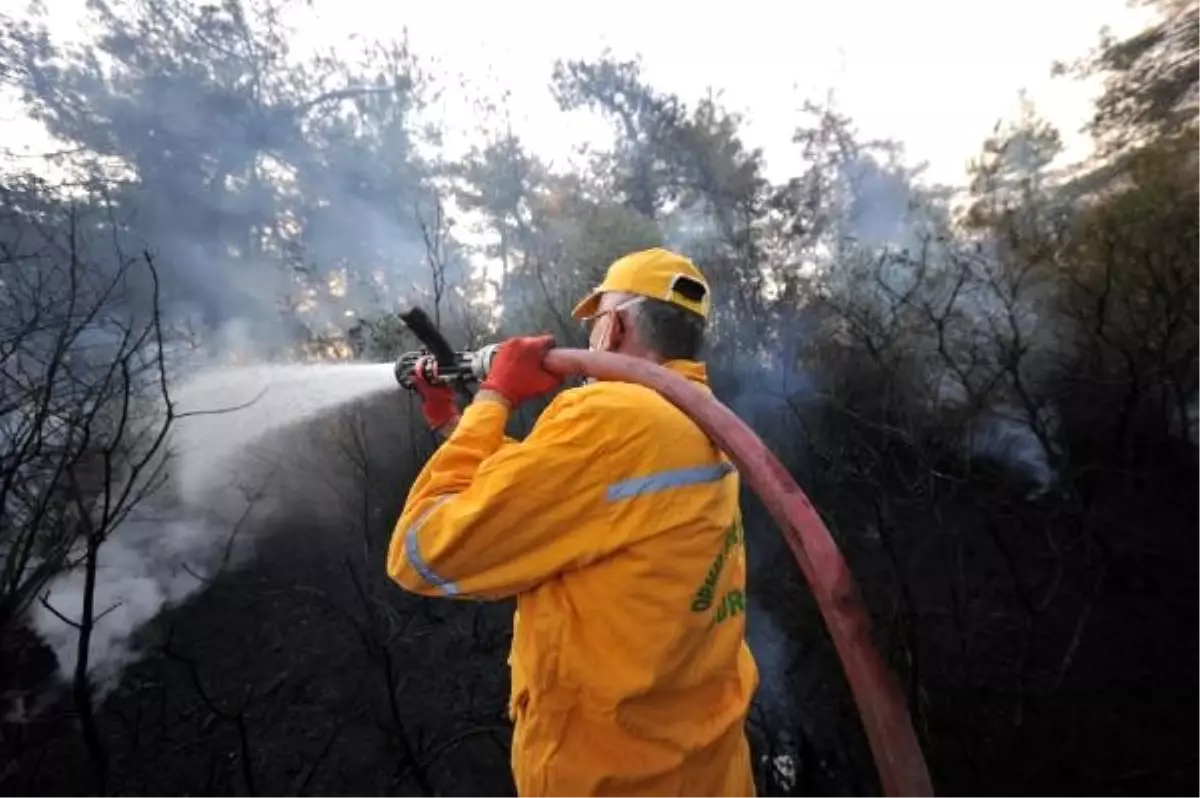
(661, 359), (709, 387)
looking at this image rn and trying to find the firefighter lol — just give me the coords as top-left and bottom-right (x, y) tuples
(387, 247), (759, 796)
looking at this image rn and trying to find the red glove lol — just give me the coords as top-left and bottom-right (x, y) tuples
(412, 356), (459, 430)
(479, 335), (564, 408)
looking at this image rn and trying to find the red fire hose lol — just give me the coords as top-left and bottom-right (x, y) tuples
(544, 348), (934, 797)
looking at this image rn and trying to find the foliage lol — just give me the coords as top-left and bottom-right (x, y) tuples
(1058, 0), (1198, 153)
(1, 0), (453, 356)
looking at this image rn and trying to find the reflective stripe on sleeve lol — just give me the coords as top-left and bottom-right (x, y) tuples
(606, 461), (736, 502)
(404, 495), (461, 596)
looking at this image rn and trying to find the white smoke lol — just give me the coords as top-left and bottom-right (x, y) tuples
(25, 361), (401, 699)
(30, 514), (217, 695)
(746, 599), (796, 727)
(965, 403), (1060, 497)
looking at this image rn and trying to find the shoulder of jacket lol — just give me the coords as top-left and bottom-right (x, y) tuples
(560, 378), (665, 407)
(555, 379), (690, 429)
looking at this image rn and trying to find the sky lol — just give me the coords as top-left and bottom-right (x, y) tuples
(284, 0), (1153, 186)
(1, 0), (1155, 188)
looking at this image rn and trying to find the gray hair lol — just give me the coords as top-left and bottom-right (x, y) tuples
(628, 297), (707, 361)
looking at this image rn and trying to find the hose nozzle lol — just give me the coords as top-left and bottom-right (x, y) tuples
(394, 342), (502, 390)
(393, 304), (502, 391)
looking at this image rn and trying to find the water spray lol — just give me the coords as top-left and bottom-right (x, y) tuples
(394, 308), (934, 797)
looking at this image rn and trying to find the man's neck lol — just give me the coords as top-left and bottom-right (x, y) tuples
(614, 343), (665, 364)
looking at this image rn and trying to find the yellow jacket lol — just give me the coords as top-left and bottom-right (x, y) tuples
(387, 360), (759, 796)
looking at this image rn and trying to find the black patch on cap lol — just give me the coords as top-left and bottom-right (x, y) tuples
(671, 275), (708, 303)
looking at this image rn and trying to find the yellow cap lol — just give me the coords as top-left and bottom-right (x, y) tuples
(571, 248), (710, 321)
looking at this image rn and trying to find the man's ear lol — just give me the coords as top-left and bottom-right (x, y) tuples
(608, 309), (628, 351)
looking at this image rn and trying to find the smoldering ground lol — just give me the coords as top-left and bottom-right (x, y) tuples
(1, 378), (481, 789)
(6, 364), (416, 704)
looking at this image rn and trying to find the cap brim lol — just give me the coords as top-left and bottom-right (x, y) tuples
(571, 291), (602, 320)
